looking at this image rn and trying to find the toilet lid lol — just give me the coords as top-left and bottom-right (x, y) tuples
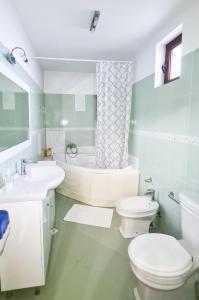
(117, 197), (158, 213)
(128, 234), (193, 276)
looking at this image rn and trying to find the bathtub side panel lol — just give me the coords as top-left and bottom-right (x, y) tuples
(90, 171), (139, 207)
(56, 161), (140, 207)
(56, 167), (91, 203)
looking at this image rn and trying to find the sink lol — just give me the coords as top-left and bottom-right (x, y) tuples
(26, 165), (65, 189)
(0, 163), (65, 203)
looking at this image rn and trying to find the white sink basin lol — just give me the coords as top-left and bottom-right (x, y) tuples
(0, 162), (65, 203)
(27, 165), (65, 189)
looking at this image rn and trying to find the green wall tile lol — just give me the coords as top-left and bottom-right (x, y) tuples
(155, 95), (190, 135)
(191, 48), (199, 95)
(44, 94), (96, 129)
(189, 94), (199, 136)
(129, 48), (199, 237)
(132, 75), (158, 131)
(186, 145), (199, 191)
(44, 94), (96, 146)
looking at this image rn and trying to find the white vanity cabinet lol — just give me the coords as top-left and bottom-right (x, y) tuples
(0, 190), (55, 291)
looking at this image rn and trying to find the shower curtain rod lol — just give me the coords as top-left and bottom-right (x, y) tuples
(33, 56), (133, 63)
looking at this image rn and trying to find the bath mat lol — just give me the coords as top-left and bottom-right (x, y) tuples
(63, 204), (113, 228)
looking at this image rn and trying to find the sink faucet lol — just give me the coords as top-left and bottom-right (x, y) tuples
(0, 173), (5, 189)
(19, 159), (33, 175)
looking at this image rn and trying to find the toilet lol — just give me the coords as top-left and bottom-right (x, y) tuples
(116, 196), (159, 238)
(128, 192), (199, 300)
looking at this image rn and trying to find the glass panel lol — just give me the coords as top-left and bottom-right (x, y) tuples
(0, 73), (29, 152)
(170, 44), (182, 80)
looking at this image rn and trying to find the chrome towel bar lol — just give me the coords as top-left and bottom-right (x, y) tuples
(168, 192), (180, 204)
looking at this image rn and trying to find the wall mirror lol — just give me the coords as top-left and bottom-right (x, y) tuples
(0, 61), (31, 162)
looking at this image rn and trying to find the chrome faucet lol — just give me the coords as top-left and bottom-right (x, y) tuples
(19, 159), (33, 175)
(0, 173), (5, 189)
(145, 189), (155, 201)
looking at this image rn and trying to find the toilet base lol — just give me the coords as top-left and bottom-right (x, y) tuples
(134, 278), (196, 300)
(119, 216), (154, 238)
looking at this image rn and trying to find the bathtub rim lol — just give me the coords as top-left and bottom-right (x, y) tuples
(55, 160), (140, 174)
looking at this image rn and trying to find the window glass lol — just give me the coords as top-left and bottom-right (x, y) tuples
(164, 33), (182, 84)
(170, 43), (182, 80)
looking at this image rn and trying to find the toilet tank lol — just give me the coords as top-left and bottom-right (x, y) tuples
(179, 192), (199, 259)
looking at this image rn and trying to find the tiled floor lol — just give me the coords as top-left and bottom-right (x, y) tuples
(0, 193), (136, 300)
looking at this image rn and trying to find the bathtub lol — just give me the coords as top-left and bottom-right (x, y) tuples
(55, 152), (139, 207)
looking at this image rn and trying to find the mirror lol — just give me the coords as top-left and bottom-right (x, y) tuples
(0, 71), (29, 153)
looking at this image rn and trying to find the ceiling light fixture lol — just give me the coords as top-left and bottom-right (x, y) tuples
(90, 11), (100, 33)
(6, 47), (28, 64)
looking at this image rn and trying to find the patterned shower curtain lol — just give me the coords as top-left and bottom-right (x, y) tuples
(95, 61), (133, 169)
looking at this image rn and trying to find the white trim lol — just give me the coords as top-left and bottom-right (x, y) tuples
(0, 127), (29, 131)
(0, 140), (31, 162)
(132, 129), (199, 146)
(46, 127), (95, 131)
(0, 60), (31, 163)
(155, 24), (183, 88)
(34, 56), (133, 64)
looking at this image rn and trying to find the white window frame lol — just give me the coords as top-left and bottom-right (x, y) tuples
(0, 60), (31, 163)
(155, 24), (183, 88)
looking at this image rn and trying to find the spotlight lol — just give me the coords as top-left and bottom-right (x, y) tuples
(90, 11), (100, 33)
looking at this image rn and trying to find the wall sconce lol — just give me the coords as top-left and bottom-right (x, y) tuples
(6, 47), (28, 64)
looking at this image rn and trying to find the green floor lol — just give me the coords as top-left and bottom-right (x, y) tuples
(1, 193), (136, 300)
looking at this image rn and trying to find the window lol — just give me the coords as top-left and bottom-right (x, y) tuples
(162, 34), (182, 84)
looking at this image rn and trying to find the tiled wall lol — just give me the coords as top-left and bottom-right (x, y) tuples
(129, 48), (199, 238)
(44, 94), (97, 151)
(0, 44), (45, 175)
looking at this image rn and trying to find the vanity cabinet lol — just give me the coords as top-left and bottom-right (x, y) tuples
(0, 190), (55, 291)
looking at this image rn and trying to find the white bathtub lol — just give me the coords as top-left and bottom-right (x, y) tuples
(55, 153), (139, 207)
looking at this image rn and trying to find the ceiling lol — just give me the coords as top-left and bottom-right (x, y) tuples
(12, 0), (189, 72)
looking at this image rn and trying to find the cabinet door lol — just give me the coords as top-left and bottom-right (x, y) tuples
(42, 190), (55, 277)
(0, 201), (44, 291)
(42, 194), (51, 277)
(48, 190), (55, 230)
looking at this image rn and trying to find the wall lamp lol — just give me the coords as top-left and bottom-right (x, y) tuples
(6, 47), (28, 64)
(90, 11), (100, 33)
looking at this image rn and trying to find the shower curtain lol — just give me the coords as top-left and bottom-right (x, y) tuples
(95, 61), (133, 169)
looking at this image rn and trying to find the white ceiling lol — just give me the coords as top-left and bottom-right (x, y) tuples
(12, 0), (189, 72)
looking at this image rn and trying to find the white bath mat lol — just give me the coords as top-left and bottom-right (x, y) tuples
(64, 204), (113, 228)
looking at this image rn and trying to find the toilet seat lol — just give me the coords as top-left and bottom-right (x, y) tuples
(116, 196), (159, 218)
(128, 233), (193, 290)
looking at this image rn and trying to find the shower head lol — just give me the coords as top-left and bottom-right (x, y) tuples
(7, 47), (28, 64)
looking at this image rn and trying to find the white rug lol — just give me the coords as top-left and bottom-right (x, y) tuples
(64, 204), (113, 228)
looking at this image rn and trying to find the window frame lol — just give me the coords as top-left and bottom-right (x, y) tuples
(163, 33), (182, 84)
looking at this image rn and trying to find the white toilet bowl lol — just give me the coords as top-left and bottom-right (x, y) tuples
(128, 233), (195, 300)
(116, 196), (159, 238)
(127, 192), (199, 300)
